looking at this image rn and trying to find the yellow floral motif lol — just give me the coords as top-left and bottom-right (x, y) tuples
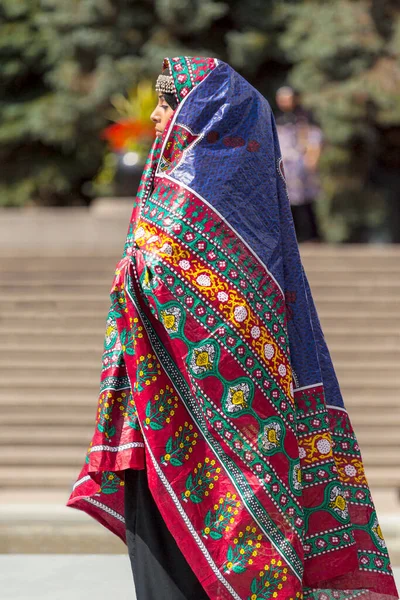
(163, 313), (175, 329)
(374, 524), (383, 540)
(330, 495), (346, 511)
(334, 455), (367, 485)
(231, 389), (246, 407)
(196, 350), (212, 369)
(225, 525), (262, 574)
(299, 432), (333, 464)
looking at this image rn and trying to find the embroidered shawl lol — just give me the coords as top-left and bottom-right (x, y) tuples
(68, 57), (398, 600)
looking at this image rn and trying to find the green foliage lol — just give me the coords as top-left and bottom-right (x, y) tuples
(1, 0), (399, 241)
(279, 0), (400, 241)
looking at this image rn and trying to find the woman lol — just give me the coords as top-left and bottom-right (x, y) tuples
(68, 57), (398, 600)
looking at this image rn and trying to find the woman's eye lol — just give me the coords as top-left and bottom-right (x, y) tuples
(161, 104), (169, 110)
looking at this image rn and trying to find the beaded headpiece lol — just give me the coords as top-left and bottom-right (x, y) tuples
(155, 74), (175, 96)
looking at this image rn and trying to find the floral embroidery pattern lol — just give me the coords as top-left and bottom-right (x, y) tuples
(99, 471), (124, 495)
(225, 380), (252, 414)
(248, 559), (291, 600)
(225, 525), (263, 574)
(189, 343), (217, 376)
(135, 353), (162, 392)
(202, 492), (241, 539)
(161, 422), (198, 466)
(328, 485), (349, 521)
(144, 385), (179, 430)
(260, 420), (283, 453)
(182, 457), (220, 503)
(160, 305), (182, 333)
(97, 391), (116, 440)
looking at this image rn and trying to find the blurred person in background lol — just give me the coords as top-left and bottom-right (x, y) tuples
(67, 58), (397, 600)
(276, 86), (322, 243)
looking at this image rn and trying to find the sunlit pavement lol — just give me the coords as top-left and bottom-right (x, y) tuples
(0, 555), (399, 600)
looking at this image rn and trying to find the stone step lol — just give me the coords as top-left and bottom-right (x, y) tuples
(0, 466), (78, 488)
(300, 246), (400, 259)
(2, 407), (96, 426)
(0, 426), (93, 445)
(0, 375), (99, 389)
(0, 446), (85, 466)
(0, 298), (108, 312)
(0, 391), (98, 406)
(0, 366), (101, 378)
(0, 255), (118, 268)
(2, 341), (101, 353)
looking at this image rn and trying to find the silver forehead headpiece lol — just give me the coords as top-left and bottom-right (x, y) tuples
(155, 74), (175, 95)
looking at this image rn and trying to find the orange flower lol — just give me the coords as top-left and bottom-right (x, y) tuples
(102, 119), (154, 151)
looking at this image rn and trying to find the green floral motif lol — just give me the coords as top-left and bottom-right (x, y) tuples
(126, 395), (140, 429)
(122, 222), (134, 258)
(120, 328), (135, 355)
(202, 492), (241, 539)
(161, 422), (198, 467)
(116, 390), (139, 430)
(97, 391), (116, 439)
(109, 285), (127, 318)
(248, 559), (289, 600)
(135, 353), (162, 392)
(99, 471), (124, 495)
(85, 442), (92, 464)
(225, 525), (263, 574)
(144, 385), (179, 431)
(182, 457), (220, 503)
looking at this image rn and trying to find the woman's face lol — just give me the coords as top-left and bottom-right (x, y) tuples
(150, 95), (174, 137)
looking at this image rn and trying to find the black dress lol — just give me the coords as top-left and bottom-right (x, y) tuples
(124, 469), (209, 600)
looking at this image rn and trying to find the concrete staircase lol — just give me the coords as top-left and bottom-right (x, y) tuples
(0, 237), (399, 554)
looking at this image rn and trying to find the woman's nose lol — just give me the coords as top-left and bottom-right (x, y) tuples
(150, 109), (159, 124)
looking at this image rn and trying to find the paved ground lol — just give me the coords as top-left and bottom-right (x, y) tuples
(0, 555), (135, 600)
(1, 555), (399, 600)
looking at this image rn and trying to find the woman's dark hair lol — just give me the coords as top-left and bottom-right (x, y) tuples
(163, 92), (178, 111)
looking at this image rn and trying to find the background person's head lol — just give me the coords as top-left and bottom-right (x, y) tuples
(276, 86), (297, 113)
